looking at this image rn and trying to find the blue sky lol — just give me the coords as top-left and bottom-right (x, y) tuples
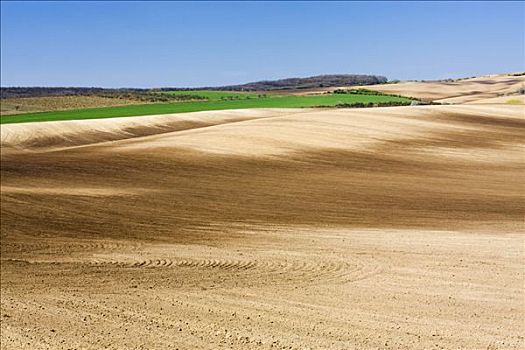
(1, 1), (523, 88)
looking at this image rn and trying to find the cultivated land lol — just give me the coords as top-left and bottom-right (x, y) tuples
(0, 74), (391, 122)
(0, 95), (147, 115)
(1, 75), (524, 349)
(0, 93), (412, 124)
(158, 90), (263, 100)
(361, 73), (525, 103)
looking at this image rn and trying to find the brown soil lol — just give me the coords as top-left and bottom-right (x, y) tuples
(1, 105), (524, 349)
(0, 96), (145, 115)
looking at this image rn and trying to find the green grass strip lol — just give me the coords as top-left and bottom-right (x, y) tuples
(1, 94), (411, 124)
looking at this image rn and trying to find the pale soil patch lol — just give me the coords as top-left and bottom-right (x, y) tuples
(0, 108), (305, 152)
(0, 186), (147, 197)
(359, 74), (525, 103)
(464, 94), (525, 105)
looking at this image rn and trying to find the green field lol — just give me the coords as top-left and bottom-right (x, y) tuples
(158, 90), (263, 100)
(0, 93), (412, 124)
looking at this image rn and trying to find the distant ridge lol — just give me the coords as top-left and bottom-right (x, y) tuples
(189, 74), (388, 91)
(1, 74), (388, 98)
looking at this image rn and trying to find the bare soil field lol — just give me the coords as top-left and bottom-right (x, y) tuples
(359, 74), (525, 103)
(462, 94), (525, 105)
(0, 96), (145, 115)
(1, 101), (524, 349)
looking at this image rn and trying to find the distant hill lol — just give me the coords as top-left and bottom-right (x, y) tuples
(196, 74), (388, 91)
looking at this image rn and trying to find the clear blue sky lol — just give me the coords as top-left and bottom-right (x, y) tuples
(1, 1), (523, 88)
